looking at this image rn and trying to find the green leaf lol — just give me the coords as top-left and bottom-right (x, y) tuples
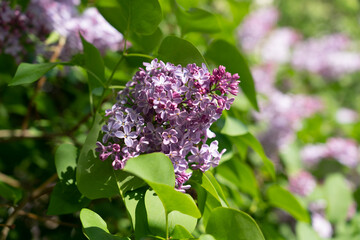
(123, 152), (175, 187)
(8, 63), (57, 86)
(205, 39), (259, 110)
(49, 143), (90, 215)
(145, 189), (197, 237)
(296, 222), (321, 240)
(171, 225), (194, 239)
(81, 36), (106, 96)
(217, 161), (258, 198)
(220, 116), (248, 136)
(97, 0), (162, 35)
(267, 185), (310, 223)
(173, 1), (221, 35)
(122, 153), (200, 218)
(206, 207), (265, 240)
(123, 188), (150, 239)
(324, 174), (352, 223)
(55, 144), (77, 180)
(158, 36), (206, 67)
(130, 27), (163, 53)
(237, 133), (275, 180)
(76, 114), (144, 199)
(80, 208), (129, 240)
(76, 113), (118, 199)
(146, 182), (201, 218)
(0, 181), (22, 204)
(47, 181), (90, 215)
(199, 234), (216, 240)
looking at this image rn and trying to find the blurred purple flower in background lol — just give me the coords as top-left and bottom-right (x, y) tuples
(0, 1), (51, 62)
(1, 0), (124, 62)
(96, 59), (239, 191)
(301, 138), (360, 167)
(292, 34), (360, 78)
(288, 171), (316, 197)
(238, 7), (278, 52)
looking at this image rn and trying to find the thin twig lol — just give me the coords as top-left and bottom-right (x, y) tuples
(17, 210), (79, 228)
(0, 174), (58, 240)
(0, 173), (21, 188)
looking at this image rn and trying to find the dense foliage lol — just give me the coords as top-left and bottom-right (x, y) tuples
(1, 0), (360, 240)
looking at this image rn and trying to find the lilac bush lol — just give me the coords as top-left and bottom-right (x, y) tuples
(96, 59), (239, 191)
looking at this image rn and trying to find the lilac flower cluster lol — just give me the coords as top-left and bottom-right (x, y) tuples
(28, 0), (124, 60)
(239, 8), (360, 78)
(96, 59), (239, 191)
(301, 138), (360, 167)
(238, 7), (279, 52)
(288, 171), (316, 197)
(0, 1), (51, 62)
(254, 91), (323, 156)
(292, 34), (360, 79)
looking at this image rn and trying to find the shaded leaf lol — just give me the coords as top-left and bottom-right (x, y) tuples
(205, 39), (258, 110)
(8, 63), (57, 86)
(158, 36), (206, 67)
(237, 133), (275, 180)
(206, 207), (265, 240)
(76, 113), (118, 199)
(267, 185), (310, 223)
(0, 181), (22, 204)
(81, 36), (106, 96)
(47, 181), (90, 215)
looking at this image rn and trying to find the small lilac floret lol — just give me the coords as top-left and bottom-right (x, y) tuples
(96, 59), (240, 192)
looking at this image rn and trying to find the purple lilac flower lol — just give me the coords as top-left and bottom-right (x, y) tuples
(238, 7), (279, 52)
(301, 137), (360, 167)
(288, 171), (316, 197)
(312, 213), (333, 238)
(291, 34), (360, 78)
(260, 28), (300, 64)
(96, 59), (239, 191)
(0, 1), (51, 62)
(28, 0), (124, 60)
(255, 92), (323, 154)
(335, 108), (359, 124)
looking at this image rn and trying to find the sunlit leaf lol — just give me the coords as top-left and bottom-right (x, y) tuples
(324, 174), (353, 222)
(158, 36), (206, 67)
(54, 143), (77, 180)
(144, 189), (197, 237)
(97, 0), (162, 35)
(173, 1), (221, 35)
(80, 208), (129, 240)
(206, 207), (265, 240)
(8, 63), (57, 86)
(267, 185), (310, 223)
(220, 116), (248, 136)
